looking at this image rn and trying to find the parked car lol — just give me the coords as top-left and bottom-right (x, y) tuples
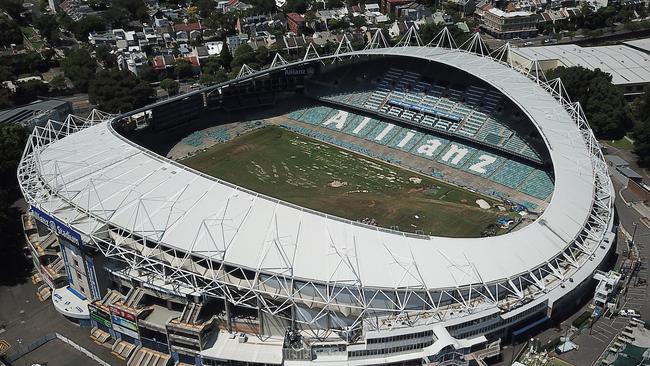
(619, 309), (639, 317)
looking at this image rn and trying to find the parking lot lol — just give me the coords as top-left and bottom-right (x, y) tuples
(0, 280), (122, 366)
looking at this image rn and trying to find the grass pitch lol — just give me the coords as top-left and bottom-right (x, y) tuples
(181, 126), (505, 237)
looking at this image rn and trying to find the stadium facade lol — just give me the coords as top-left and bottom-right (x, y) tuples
(18, 31), (616, 366)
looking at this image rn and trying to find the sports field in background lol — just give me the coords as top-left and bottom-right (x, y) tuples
(181, 126), (507, 237)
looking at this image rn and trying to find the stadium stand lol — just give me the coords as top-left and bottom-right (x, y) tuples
(314, 67), (547, 164)
(288, 105), (554, 201)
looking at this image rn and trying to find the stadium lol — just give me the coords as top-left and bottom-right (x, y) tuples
(18, 30), (617, 366)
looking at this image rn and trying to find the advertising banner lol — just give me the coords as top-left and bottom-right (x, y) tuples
(109, 305), (139, 339)
(88, 304), (112, 329)
(30, 206), (82, 247)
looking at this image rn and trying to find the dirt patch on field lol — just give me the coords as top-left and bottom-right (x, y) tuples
(328, 180), (348, 188)
(232, 144), (259, 154)
(407, 187), (424, 194)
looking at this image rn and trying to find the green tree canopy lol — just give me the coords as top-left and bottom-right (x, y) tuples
(632, 93), (650, 168)
(174, 59), (195, 79)
(72, 15), (106, 40)
(160, 78), (180, 96)
(547, 66), (632, 140)
(89, 69), (154, 113)
(0, 86), (13, 110)
(202, 55), (223, 75)
(61, 48), (97, 92)
(13, 79), (50, 105)
(34, 14), (60, 44)
(231, 44), (256, 70)
(220, 42), (234, 71)
(0, 14), (23, 47)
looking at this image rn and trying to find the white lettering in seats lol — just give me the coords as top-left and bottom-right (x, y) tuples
(352, 117), (371, 134)
(397, 131), (415, 148)
(322, 110), (348, 129)
(374, 124), (395, 141)
(469, 155), (497, 174)
(441, 144), (469, 165)
(416, 139), (443, 157)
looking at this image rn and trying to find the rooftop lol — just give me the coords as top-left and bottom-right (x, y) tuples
(30, 48), (600, 290)
(512, 44), (650, 85)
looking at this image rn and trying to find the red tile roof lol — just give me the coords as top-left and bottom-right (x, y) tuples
(287, 12), (305, 22)
(172, 22), (203, 32)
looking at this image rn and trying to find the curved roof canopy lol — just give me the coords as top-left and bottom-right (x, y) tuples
(32, 47), (596, 291)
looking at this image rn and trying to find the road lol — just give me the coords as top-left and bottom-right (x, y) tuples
(0, 280), (123, 365)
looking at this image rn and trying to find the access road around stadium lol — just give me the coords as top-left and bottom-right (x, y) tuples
(503, 171), (650, 366)
(0, 269), (122, 366)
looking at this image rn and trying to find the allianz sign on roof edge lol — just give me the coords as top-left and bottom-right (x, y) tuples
(30, 206), (82, 247)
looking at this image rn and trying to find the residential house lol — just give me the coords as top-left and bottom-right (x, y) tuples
(287, 12), (306, 34)
(226, 34), (249, 52)
(205, 41), (224, 56)
(478, 5), (539, 38)
(117, 51), (148, 76)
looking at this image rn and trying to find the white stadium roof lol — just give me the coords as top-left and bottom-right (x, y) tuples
(513, 43), (650, 85)
(28, 47), (605, 291)
(623, 37), (650, 54)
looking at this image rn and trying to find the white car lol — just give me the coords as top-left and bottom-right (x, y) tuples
(620, 309), (639, 317)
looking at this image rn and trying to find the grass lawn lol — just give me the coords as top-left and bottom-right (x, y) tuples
(181, 126), (509, 237)
(609, 136), (634, 150)
(20, 26), (35, 37)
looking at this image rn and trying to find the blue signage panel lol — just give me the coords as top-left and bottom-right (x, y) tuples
(84, 254), (101, 300)
(30, 206), (82, 246)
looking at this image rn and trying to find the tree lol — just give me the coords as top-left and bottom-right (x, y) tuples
(220, 43), (233, 71)
(34, 14), (60, 44)
(49, 74), (68, 91)
(231, 44), (256, 70)
(0, 14), (22, 47)
(174, 59), (195, 79)
(255, 45), (270, 66)
(89, 69), (155, 113)
(325, 0), (342, 8)
(13, 79), (50, 105)
(95, 44), (117, 68)
(351, 16), (366, 28)
(195, 0), (217, 17)
(72, 15), (106, 40)
(284, 0), (307, 13)
(632, 93), (650, 168)
(633, 121), (650, 168)
(61, 48), (96, 92)
(0, 0), (24, 19)
(0, 86), (13, 109)
(547, 66), (632, 140)
(160, 78), (180, 96)
(202, 55), (223, 75)
(138, 64), (159, 83)
(0, 123), (32, 286)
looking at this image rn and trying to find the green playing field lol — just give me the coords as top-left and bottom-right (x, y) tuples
(180, 125), (508, 237)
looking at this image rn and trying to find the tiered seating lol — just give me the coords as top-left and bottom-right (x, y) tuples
(436, 142), (477, 168)
(488, 160), (534, 189)
(465, 86), (486, 107)
(475, 117), (512, 146)
(387, 129), (425, 152)
(287, 105), (554, 202)
(461, 152), (505, 178)
(368, 121), (401, 145)
(519, 170), (554, 200)
(342, 114), (379, 137)
(316, 68), (551, 164)
(458, 112), (487, 137)
(299, 106), (334, 124)
(323, 90), (371, 107)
